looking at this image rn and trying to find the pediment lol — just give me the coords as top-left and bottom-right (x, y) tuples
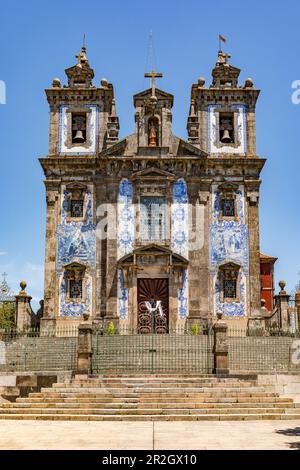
(118, 244), (188, 267)
(131, 167), (175, 179)
(133, 88), (174, 102)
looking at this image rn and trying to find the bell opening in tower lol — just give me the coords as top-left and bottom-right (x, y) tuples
(219, 113), (234, 144)
(72, 113), (87, 144)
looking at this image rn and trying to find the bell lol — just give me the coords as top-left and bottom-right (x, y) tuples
(73, 130), (85, 143)
(221, 129), (232, 143)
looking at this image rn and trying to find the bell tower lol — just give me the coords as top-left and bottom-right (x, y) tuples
(40, 46), (119, 325)
(46, 46), (119, 157)
(187, 50), (259, 156)
(187, 49), (265, 319)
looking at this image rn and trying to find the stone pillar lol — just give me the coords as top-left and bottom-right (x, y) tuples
(213, 314), (229, 376)
(295, 291), (300, 331)
(105, 184), (119, 325)
(274, 281), (290, 330)
(15, 281), (33, 330)
(76, 317), (93, 375)
(187, 185), (210, 325)
(246, 182), (262, 315)
(43, 184), (60, 324)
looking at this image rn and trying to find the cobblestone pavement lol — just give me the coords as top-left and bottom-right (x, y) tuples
(0, 420), (299, 450)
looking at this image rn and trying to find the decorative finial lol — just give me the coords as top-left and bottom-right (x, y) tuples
(190, 99), (196, 117)
(19, 280), (27, 294)
(198, 77), (206, 87)
(244, 78), (254, 88)
(52, 78), (61, 88)
(110, 99), (116, 117)
(100, 78), (108, 88)
(2, 272), (7, 283)
(279, 280), (286, 294)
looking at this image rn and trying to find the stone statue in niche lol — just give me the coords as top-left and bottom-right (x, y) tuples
(148, 118), (159, 147)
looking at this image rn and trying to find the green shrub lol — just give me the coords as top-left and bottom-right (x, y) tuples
(191, 323), (200, 336)
(106, 321), (115, 336)
(0, 302), (16, 329)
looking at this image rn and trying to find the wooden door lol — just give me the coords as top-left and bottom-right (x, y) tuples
(137, 278), (169, 334)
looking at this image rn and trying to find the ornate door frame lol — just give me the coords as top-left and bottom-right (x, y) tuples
(137, 278), (169, 334)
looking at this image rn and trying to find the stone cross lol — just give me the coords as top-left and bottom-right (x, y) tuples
(144, 70), (163, 98)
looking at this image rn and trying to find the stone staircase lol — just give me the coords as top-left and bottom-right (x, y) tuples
(0, 374), (300, 421)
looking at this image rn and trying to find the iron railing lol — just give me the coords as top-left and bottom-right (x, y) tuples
(228, 326), (300, 373)
(0, 326), (78, 372)
(92, 325), (214, 374)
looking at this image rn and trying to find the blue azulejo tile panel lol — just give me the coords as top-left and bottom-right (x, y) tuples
(172, 178), (189, 259)
(117, 179), (134, 259)
(212, 188), (245, 224)
(57, 224), (96, 269)
(60, 277), (92, 317)
(210, 222), (249, 271)
(58, 104), (99, 155)
(57, 189), (96, 270)
(210, 185), (249, 317)
(172, 179), (189, 319)
(178, 269), (188, 319)
(214, 270), (247, 318)
(57, 187), (96, 317)
(117, 269), (128, 320)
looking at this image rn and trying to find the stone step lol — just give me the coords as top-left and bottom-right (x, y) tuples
(27, 391), (281, 400)
(4, 402), (300, 410)
(16, 395), (293, 405)
(0, 407), (297, 415)
(27, 391), (280, 401)
(0, 412), (300, 421)
(39, 386), (268, 393)
(52, 382), (255, 389)
(67, 377), (252, 385)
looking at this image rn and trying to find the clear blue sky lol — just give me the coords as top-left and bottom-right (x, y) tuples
(0, 0), (300, 307)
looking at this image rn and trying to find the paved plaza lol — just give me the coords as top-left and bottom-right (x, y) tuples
(0, 420), (299, 450)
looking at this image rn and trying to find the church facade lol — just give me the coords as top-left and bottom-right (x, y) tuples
(39, 47), (265, 332)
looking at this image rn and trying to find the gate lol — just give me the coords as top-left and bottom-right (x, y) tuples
(91, 326), (214, 374)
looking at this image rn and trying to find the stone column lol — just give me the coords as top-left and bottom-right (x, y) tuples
(187, 184), (211, 326)
(15, 281), (32, 330)
(42, 184), (60, 325)
(105, 184), (119, 326)
(213, 314), (229, 376)
(246, 182), (262, 314)
(274, 281), (290, 330)
(76, 317), (93, 375)
(295, 291), (300, 331)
